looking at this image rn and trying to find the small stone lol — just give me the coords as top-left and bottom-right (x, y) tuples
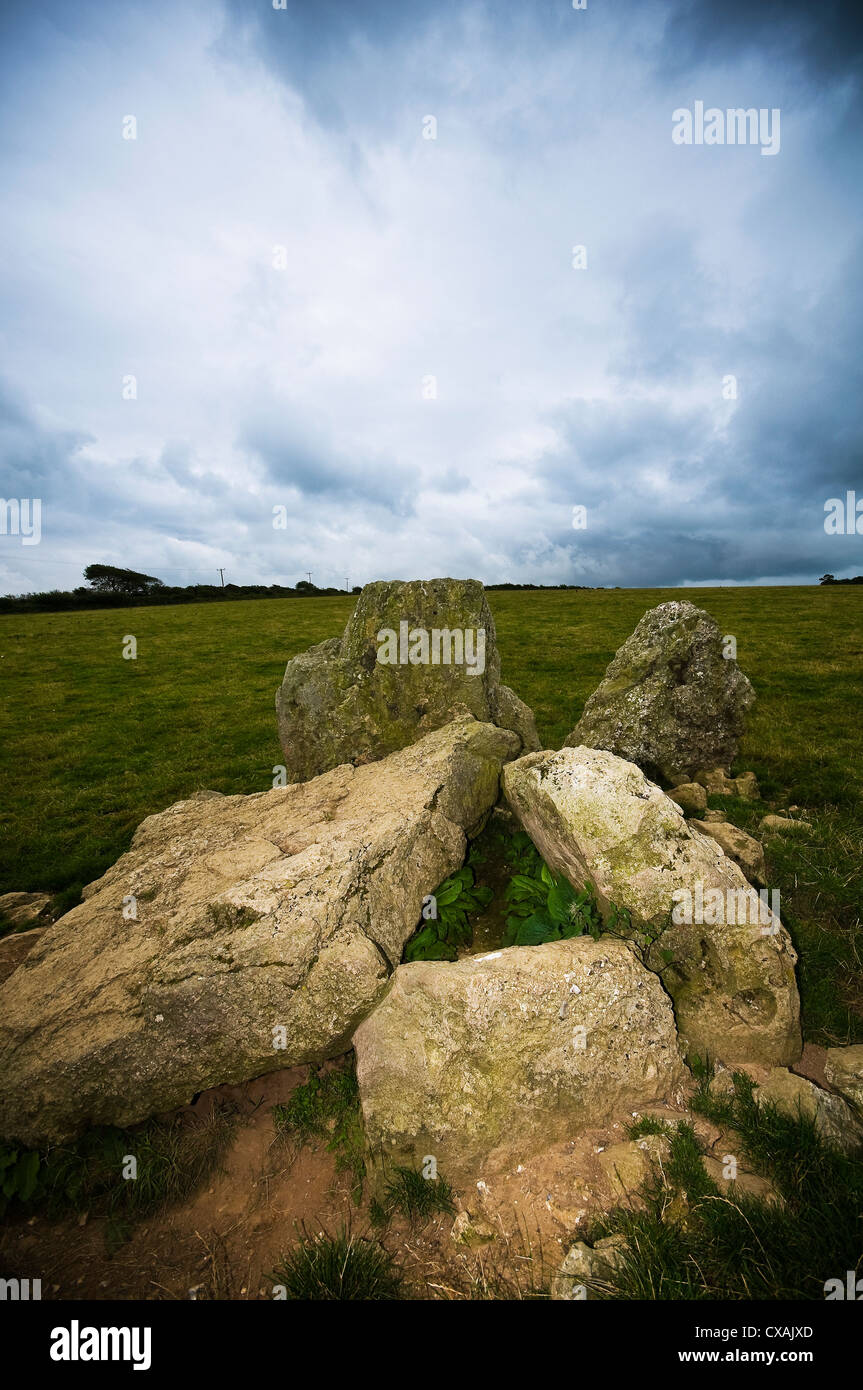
(759, 814), (811, 836)
(824, 1045), (863, 1116)
(667, 783), (708, 817)
(597, 1135), (671, 1195)
(732, 772), (761, 800)
(690, 820), (767, 888)
(551, 1235), (627, 1300)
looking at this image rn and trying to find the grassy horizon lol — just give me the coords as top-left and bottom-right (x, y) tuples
(1, 584), (861, 1044)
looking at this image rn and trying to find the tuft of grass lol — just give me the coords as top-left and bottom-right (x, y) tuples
(587, 1072), (863, 1300)
(272, 1063), (366, 1203)
(626, 1114), (670, 1139)
(703, 797), (863, 1045)
(0, 1104), (236, 1229)
(381, 1164), (456, 1223)
(270, 1225), (404, 1300)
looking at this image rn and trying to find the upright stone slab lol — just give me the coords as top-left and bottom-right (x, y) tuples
(503, 746), (801, 1067)
(0, 718), (519, 1148)
(276, 578), (540, 783)
(565, 600), (755, 782)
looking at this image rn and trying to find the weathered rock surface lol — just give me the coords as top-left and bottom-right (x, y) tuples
(754, 1069), (862, 1152)
(690, 820), (767, 888)
(0, 892), (52, 927)
(0, 718), (519, 1147)
(0, 928), (46, 987)
(667, 782), (707, 817)
(354, 936), (685, 1178)
(551, 1235), (627, 1299)
(502, 746), (801, 1067)
(565, 601), (755, 781)
(276, 578), (540, 782)
(597, 1134), (671, 1197)
(824, 1045), (863, 1115)
(694, 768), (760, 799)
(760, 814), (810, 836)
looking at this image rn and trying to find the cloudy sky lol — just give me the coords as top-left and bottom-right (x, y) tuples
(1, 0), (861, 592)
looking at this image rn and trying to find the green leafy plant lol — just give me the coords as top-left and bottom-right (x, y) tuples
(403, 865), (492, 962)
(502, 840), (602, 946)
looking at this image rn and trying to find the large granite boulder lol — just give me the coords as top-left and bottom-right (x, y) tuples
(276, 578), (540, 782)
(565, 601), (755, 782)
(0, 718), (519, 1147)
(503, 746), (801, 1067)
(354, 936), (685, 1178)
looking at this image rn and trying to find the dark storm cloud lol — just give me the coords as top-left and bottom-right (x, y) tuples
(1, 0), (861, 591)
(239, 415), (418, 516)
(660, 0), (863, 83)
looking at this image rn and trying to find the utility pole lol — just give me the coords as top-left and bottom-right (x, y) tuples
(345, 577), (349, 592)
(307, 572), (312, 585)
(217, 568), (225, 587)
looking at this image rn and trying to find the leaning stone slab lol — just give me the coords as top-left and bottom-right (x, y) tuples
(503, 746), (801, 1067)
(276, 577), (539, 783)
(0, 718), (519, 1148)
(565, 601), (755, 782)
(354, 936), (686, 1179)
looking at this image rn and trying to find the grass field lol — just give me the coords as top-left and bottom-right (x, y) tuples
(1, 585), (861, 1043)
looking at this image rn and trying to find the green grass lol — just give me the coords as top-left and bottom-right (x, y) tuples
(0, 1104), (236, 1243)
(379, 1164), (456, 1224)
(272, 1062), (366, 1203)
(270, 1225), (404, 1300)
(588, 1072), (863, 1300)
(1, 586), (861, 1040)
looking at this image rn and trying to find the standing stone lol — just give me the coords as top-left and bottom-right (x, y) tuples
(354, 936), (685, 1179)
(502, 746), (801, 1067)
(0, 718), (519, 1148)
(276, 578), (539, 783)
(564, 601), (755, 782)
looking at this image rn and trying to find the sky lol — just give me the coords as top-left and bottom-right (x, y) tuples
(1, 0), (862, 593)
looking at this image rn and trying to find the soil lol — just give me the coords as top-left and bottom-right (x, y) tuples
(0, 1060), (704, 1301)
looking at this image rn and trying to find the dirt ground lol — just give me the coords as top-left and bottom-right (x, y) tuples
(0, 1048), (828, 1301)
